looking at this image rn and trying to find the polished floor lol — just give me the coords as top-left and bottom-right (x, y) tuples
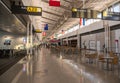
(0, 48), (120, 83)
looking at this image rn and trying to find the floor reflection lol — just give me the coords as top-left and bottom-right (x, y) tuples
(3, 48), (120, 83)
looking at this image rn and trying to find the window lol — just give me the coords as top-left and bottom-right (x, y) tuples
(109, 3), (120, 13)
(97, 13), (102, 19)
(113, 5), (120, 12)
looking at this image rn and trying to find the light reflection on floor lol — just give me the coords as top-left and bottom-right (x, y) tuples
(0, 48), (120, 83)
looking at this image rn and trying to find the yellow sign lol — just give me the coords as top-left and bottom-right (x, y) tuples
(35, 29), (42, 33)
(27, 7), (42, 13)
(72, 8), (77, 12)
(103, 10), (107, 17)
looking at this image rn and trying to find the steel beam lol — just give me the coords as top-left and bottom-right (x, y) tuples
(41, 21), (55, 25)
(43, 10), (62, 17)
(63, 0), (72, 3)
(42, 16), (57, 22)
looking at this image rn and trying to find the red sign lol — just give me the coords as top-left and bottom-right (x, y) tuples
(49, 0), (60, 7)
(42, 32), (46, 36)
(80, 18), (82, 25)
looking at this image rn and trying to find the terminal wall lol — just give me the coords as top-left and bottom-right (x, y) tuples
(0, 31), (24, 49)
(59, 20), (120, 52)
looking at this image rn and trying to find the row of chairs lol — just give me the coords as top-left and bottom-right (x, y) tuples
(85, 51), (119, 71)
(98, 51), (119, 70)
(61, 46), (81, 55)
(85, 53), (97, 63)
(52, 46), (83, 60)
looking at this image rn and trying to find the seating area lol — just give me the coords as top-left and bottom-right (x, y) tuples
(98, 51), (119, 71)
(50, 46), (120, 76)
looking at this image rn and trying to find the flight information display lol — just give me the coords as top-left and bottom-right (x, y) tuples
(11, 5), (42, 16)
(72, 8), (100, 19)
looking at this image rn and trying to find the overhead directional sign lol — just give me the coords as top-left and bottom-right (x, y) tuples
(102, 9), (120, 21)
(72, 8), (120, 21)
(72, 8), (100, 19)
(11, 5), (42, 16)
(34, 29), (42, 33)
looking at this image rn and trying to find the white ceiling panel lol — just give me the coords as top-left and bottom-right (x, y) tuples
(22, 0), (118, 40)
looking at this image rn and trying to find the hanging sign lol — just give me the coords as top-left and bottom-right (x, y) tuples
(102, 9), (120, 21)
(49, 0), (60, 7)
(42, 32), (46, 36)
(72, 8), (99, 19)
(44, 24), (48, 30)
(34, 29), (42, 33)
(80, 18), (86, 26)
(11, 5), (42, 16)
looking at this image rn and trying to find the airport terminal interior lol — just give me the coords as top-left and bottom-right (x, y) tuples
(0, 0), (120, 83)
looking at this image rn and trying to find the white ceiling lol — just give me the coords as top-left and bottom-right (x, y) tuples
(22, 0), (119, 40)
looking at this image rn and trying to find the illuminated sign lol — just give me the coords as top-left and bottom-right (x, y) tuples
(34, 29), (42, 33)
(72, 8), (100, 19)
(102, 9), (120, 21)
(27, 7), (42, 12)
(11, 5), (42, 16)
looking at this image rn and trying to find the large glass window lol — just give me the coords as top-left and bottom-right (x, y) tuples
(109, 3), (120, 12)
(97, 13), (102, 18)
(113, 4), (120, 12)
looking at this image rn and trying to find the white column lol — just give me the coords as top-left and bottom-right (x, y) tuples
(77, 23), (80, 48)
(103, 20), (111, 56)
(30, 23), (33, 55)
(27, 22), (30, 55)
(108, 23), (111, 51)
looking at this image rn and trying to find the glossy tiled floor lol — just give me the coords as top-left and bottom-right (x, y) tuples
(0, 48), (120, 83)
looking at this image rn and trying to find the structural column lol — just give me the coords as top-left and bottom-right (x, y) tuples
(60, 39), (63, 46)
(77, 34), (80, 48)
(66, 37), (69, 46)
(27, 22), (33, 55)
(30, 23), (33, 55)
(27, 22), (30, 55)
(103, 20), (111, 55)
